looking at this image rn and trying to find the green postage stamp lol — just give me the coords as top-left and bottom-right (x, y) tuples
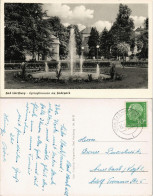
(126, 102), (147, 127)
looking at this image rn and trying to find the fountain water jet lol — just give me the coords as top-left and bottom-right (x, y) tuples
(69, 28), (77, 76)
(56, 62), (61, 73)
(45, 61), (49, 72)
(96, 64), (100, 77)
(80, 55), (83, 74)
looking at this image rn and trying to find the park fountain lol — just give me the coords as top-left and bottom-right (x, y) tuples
(96, 64), (100, 77)
(69, 28), (77, 76)
(45, 61), (49, 72)
(31, 27), (111, 81)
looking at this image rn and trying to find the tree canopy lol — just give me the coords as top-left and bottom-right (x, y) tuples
(5, 3), (148, 61)
(47, 16), (70, 58)
(117, 42), (129, 60)
(99, 28), (110, 58)
(5, 3), (52, 61)
(109, 4), (134, 45)
(88, 27), (99, 58)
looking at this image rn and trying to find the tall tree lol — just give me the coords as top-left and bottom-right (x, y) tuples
(74, 25), (82, 56)
(5, 3), (26, 61)
(5, 3), (52, 61)
(129, 32), (136, 54)
(109, 4), (135, 52)
(99, 28), (110, 58)
(88, 27), (99, 58)
(144, 18), (148, 30)
(137, 18), (148, 59)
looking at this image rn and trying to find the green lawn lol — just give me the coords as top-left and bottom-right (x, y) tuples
(5, 67), (148, 89)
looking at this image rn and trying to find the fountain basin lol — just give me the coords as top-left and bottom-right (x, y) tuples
(31, 71), (110, 80)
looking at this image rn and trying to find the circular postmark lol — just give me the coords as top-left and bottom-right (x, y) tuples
(112, 109), (143, 140)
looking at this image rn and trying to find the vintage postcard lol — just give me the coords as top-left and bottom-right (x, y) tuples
(0, 0), (152, 98)
(0, 99), (152, 195)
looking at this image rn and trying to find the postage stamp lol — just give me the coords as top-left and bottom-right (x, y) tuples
(126, 102), (147, 127)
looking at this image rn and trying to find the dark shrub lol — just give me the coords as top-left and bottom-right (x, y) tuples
(121, 61), (148, 68)
(88, 74), (93, 82)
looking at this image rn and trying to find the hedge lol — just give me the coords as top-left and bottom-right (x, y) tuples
(121, 61), (148, 67)
(5, 61), (111, 70)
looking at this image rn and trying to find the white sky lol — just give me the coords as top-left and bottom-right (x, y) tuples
(42, 3), (148, 32)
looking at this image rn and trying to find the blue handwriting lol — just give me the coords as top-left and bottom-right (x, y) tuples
(16, 109), (21, 126)
(82, 148), (99, 154)
(30, 120), (34, 132)
(28, 154), (33, 175)
(105, 147), (141, 155)
(51, 169), (56, 185)
(2, 142), (8, 162)
(60, 139), (67, 171)
(37, 136), (42, 147)
(61, 124), (67, 137)
(52, 151), (56, 167)
(10, 133), (15, 144)
(31, 102), (39, 117)
(12, 167), (20, 182)
(23, 103), (29, 134)
(34, 148), (41, 159)
(0, 113), (9, 136)
(78, 136), (95, 142)
(42, 178), (47, 191)
(44, 143), (49, 160)
(34, 176), (39, 187)
(38, 118), (44, 133)
(45, 103), (53, 126)
(54, 104), (60, 115)
(46, 128), (49, 142)
(35, 162), (39, 175)
(41, 163), (48, 178)
(29, 136), (32, 150)
(90, 164), (144, 175)
(40, 103), (46, 115)
(53, 120), (59, 133)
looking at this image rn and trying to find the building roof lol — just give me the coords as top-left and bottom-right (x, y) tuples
(135, 27), (144, 32)
(80, 27), (92, 34)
